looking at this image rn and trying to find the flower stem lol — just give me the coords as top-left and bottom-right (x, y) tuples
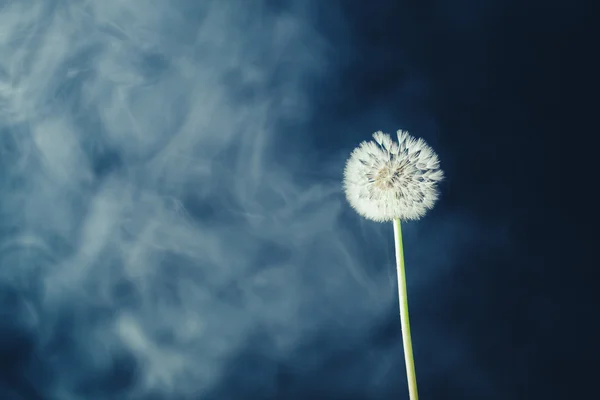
(393, 218), (419, 400)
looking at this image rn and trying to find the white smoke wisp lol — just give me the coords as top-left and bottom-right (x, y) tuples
(0, 1), (373, 398)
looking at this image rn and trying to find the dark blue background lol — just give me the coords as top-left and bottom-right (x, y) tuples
(1, 0), (597, 399)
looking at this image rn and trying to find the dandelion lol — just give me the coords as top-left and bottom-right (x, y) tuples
(343, 130), (444, 400)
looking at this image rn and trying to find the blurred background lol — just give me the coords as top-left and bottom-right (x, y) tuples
(1, 0), (597, 399)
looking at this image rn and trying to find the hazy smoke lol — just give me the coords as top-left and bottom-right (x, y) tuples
(0, 1), (365, 398)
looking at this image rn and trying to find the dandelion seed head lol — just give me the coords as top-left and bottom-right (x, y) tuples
(343, 130), (444, 222)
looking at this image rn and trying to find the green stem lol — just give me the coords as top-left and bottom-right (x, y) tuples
(393, 218), (419, 400)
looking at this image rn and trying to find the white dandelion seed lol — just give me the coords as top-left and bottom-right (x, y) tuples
(342, 129), (444, 400)
(343, 130), (444, 222)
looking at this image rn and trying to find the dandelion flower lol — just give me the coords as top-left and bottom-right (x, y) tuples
(343, 130), (444, 222)
(343, 130), (444, 400)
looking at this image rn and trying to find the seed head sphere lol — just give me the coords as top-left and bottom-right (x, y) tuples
(343, 130), (444, 222)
